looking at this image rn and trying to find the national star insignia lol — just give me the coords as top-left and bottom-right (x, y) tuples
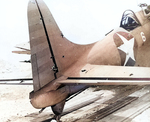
(116, 33), (135, 65)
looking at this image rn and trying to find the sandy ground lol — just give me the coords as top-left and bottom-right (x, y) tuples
(0, 59), (38, 122)
(0, 85), (35, 122)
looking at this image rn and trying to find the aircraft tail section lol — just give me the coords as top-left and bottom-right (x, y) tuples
(28, 0), (93, 91)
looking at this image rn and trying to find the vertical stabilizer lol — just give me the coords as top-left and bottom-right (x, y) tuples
(28, 0), (93, 91)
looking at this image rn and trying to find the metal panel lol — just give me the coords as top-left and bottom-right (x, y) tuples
(28, 0), (55, 91)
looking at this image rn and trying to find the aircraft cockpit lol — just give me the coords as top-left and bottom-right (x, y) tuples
(120, 10), (141, 31)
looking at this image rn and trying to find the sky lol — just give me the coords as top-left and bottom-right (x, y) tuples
(0, 0), (150, 64)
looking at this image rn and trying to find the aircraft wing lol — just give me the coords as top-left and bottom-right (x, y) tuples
(0, 78), (33, 85)
(15, 42), (30, 51)
(58, 64), (150, 85)
(12, 50), (30, 54)
(12, 42), (31, 54)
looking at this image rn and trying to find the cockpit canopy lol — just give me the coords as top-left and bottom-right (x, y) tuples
(120, 10), (141, 31)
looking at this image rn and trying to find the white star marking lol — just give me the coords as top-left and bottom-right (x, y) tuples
(117, 33), (135, 65)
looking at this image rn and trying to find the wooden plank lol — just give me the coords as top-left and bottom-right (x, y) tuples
(75, 97), (138, 122)
(99, 86), (150, 122)
(60, 86), (141, 122)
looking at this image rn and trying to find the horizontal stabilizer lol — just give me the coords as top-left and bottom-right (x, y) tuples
(58, 65), (150, 85)
(58, 79), (150, 86)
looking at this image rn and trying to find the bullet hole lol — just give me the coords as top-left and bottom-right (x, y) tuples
(81, 69), (86, 72)
(129, 73), (133, 76)
(61, 32), (64, 37)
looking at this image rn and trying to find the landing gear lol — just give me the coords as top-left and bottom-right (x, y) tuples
(51, 100), (66, 122)
(50, 119), (58, 122)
